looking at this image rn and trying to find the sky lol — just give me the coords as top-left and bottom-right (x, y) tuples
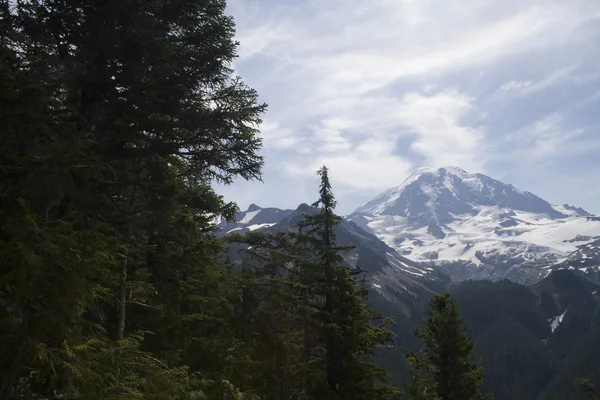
(217, 0), (600, 216)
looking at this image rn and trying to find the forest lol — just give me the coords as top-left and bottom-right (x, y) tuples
(0, 1), (598, 399)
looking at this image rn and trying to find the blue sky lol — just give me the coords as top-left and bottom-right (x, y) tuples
(218, 0), (600, 215)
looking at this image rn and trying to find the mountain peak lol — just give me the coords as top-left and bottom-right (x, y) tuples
(346, 167), (600, 282)
(401, 166), (468, 186)
(354, 167), (562, 221)
(296, 203), (318, 214)
(247, 203), (262, 212)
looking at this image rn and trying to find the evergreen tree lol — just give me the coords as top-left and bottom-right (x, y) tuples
(577, 378), (600, 400)
(406, 293), (492, 400)
(1, 0), (265, 398)
(226, 231), (312, 400)
(296, 166), (400, 400)
(226, 166), (400, 400)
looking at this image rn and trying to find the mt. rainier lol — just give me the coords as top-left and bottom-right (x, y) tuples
(347, 167), (600, 284)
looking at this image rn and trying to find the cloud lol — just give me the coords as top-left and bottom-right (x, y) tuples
(527, 114), (584, 160)
(281, 89), (485, 193)
(499, 80), (534, 93)
(284, 137), (414, 192)
(396, 90), (485, 171)
(260, 119), (303, 150)
(504, 113), (594, 165)
(220, 0), (600, 215)
(312, 117), (354, 153)
(498, 65), (580, 96)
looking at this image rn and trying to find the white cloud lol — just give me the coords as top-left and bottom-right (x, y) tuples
(284, 137), (414, 192)
(499, 80), (534, 92)
(507, 113), (586, 163)
(313, 117), (354, 153)
(498, 65), (579, 96)
(260, 119), (303, 150)
(396, 91), (485, 171)
(220, 0), (600, 215)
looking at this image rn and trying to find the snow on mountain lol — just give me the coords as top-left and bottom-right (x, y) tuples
(549, 308), (567, 333)
(347, 167), (600, 284)
(216, 204), (294, 236)
(549, 237), (600, 284)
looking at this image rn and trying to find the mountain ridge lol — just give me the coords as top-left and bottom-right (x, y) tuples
(217, 202), (450, 315)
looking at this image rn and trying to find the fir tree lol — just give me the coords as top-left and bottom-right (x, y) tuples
(226, 166), (400, 400)
(407, 293), (492, 400)
(577, 378), (600, 400)
(1, 0), (265, 398)
(296, 166), (400, 400)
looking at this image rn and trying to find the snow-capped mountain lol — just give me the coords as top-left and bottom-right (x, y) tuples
(216, 204), (294, 236)
(548, 237), (600, 283)
(347, 167), (600, 284)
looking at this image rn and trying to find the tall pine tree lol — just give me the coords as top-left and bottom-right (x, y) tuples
(296, 166), (400, 400)
(406, 293), (492, 400)
(226, 166), (400, 400)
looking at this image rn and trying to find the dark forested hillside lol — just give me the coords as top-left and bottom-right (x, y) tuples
(372, 270), (600, 400)
(450, 272), (600, 400)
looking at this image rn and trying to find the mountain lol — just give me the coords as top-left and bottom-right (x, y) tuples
(215, 204), (600, 399)
(549, 237), (600, 283)
(218, 203), (450, 316)
(216, 203), (294, 236)
(347, 167), (600, 284)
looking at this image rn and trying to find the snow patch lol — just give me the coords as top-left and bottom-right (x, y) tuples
(239, 210), (261, 224)
(247, 223), (276, 231)
(549, 309), (567, 333)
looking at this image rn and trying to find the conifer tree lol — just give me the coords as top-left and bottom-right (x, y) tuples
(296, 166), (400, 400)
(227, 166), (400, 400)
(406, 293), (492, 400)
(226, 231), (310, 400)
(577, 378), (600, 400)
(1, 0), (265, 398)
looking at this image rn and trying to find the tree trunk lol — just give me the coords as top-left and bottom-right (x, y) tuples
(115, 245), (128, 377)
(116, 252), (127, 341)
(0, 359), (19, 400)
(323, 206), (337, 395)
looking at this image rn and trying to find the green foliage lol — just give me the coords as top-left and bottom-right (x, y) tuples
(576, 378), (600, 400)
(406, 293), (491, 400)
(0, 0), (265, 398)
(445, 274), (600, 400)
(226, 167), (400, 400)
(295, 167), (400, 400)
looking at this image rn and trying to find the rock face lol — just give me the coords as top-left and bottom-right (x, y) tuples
(347, 167), (600, 284)
(216, 204), (294, 236)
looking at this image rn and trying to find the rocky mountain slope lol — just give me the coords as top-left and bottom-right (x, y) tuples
(217, 203), (449, 316)
(347, 167), (600, 284)
(216, 203), (294, 235)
